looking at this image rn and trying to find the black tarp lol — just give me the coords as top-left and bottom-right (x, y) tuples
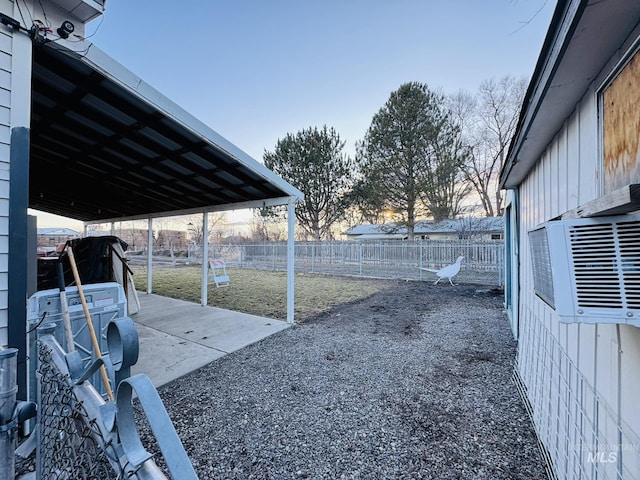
(37, 236), (128, 290)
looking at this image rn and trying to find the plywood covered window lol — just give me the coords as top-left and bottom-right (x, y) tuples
(602, 48), (640, 194)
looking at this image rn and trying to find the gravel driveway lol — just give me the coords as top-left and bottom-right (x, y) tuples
(139, 280), (546, 479)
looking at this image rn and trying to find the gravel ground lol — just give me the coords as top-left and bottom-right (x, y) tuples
(138, 280), (546, 479)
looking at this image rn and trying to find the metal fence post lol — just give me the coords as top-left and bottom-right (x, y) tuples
(498, 243), (505, 287)
(272, 242), (276, 271)
(359, 242), (363, 276)
(419, 241), (423, 281)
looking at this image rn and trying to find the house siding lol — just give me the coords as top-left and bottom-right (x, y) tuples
(0, 16), (12, 346)
(516, 81), (640, 478)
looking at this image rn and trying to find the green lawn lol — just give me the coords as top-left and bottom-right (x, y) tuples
(131, 266), (386, 322)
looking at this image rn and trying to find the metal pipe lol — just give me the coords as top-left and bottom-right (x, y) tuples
(286, 198), (295, 323)
(147, 217), (153, 294)
(201, 211), (209, 306)
(0, 348), (18, 480)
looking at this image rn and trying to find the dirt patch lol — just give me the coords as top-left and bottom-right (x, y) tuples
(140, 280), (545, 479)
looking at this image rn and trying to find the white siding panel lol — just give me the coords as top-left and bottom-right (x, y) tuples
(566, 109), (581, 209)
(557, 127), (568, 215)
(0, 131), (9, 151)
(517, 79), (639, 479)
(0, 141), (10, 163)
(578, 92), (599, 203)
(0, 105), (9, 127)
(0, 51), (10, 74)
(0, 3), (8, 349)
(0, 178), (8, 199)
(0, 271), (6, 348)
(0, 29), (11, 55)
(0, 314), (6, 347)
(550, 138), (560, 219)
(0, 87), (9, 111)
(544, 146), (553, 221)
(597, 325), (619, 406)
(620, 325), (640, 476)
(577, 323), (597, 386)
(0, 69), (10, 94)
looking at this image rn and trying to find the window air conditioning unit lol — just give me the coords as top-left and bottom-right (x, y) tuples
(528, 214), (640, 326)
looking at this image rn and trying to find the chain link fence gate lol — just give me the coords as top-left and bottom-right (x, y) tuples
(15, 320), (199, 480)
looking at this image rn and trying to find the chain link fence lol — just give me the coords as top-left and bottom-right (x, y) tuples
(13, 324), (198, 480)
(37, 343), (120, 479)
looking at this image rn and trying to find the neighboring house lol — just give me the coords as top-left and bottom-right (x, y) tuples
(500, 1), (640, 479)
(344, 217), (504, 241)
(37, 227), (80, 247)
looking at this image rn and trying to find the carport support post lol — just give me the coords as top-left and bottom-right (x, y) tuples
(201, 212), (209, 306)
(147, 217), (153, 294)
(7, 24), (33, 399)
(286, 198), (295, 324)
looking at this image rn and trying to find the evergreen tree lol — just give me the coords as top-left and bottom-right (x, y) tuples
(264, 126), (354, 240)
(359, 82), (470, 239)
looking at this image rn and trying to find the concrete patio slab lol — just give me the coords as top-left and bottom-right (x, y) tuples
(130, 293), (290, 387)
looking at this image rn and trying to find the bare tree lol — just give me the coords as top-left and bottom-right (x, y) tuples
(249, 207), (286, 242)
(450, 76), (527, 217)
(186, 213), (226, 244)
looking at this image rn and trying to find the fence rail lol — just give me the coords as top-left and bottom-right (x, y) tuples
(180, 240), (505, 286)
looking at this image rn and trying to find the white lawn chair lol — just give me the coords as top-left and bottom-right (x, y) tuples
(208, 259), (230, 288)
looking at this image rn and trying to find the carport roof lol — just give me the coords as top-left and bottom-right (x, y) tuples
(29, 43), (303, 223)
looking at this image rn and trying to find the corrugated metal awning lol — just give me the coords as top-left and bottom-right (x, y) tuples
(29, 43), (303, 223)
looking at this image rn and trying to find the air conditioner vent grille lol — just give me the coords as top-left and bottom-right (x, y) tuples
(529, 227), (555, 308)
(618, 221), (640, 308)
(568, 222), (640, 310)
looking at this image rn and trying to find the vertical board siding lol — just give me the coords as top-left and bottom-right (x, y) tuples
(0, 21), (10, 346)
(517, 83), (640, 479)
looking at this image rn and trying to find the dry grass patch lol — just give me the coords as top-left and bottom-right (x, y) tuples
(130, 266), (385, 322)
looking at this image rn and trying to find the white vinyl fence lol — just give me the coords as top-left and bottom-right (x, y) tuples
(184, 240), (505, 286)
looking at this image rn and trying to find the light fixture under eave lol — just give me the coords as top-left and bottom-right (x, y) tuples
(56, 20), (74, 39)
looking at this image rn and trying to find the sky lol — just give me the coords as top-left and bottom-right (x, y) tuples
(34, 0), (556, 229)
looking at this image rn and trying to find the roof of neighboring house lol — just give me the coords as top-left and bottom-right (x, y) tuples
(345, 217), (504, 237)
(37, 228), (80, 237)
(500, 0), (640, 189)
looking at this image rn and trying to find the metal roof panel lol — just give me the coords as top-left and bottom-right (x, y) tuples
(29, 42), (302, 223)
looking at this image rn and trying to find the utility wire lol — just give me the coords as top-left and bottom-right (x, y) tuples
(509, 0), (549, 36)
